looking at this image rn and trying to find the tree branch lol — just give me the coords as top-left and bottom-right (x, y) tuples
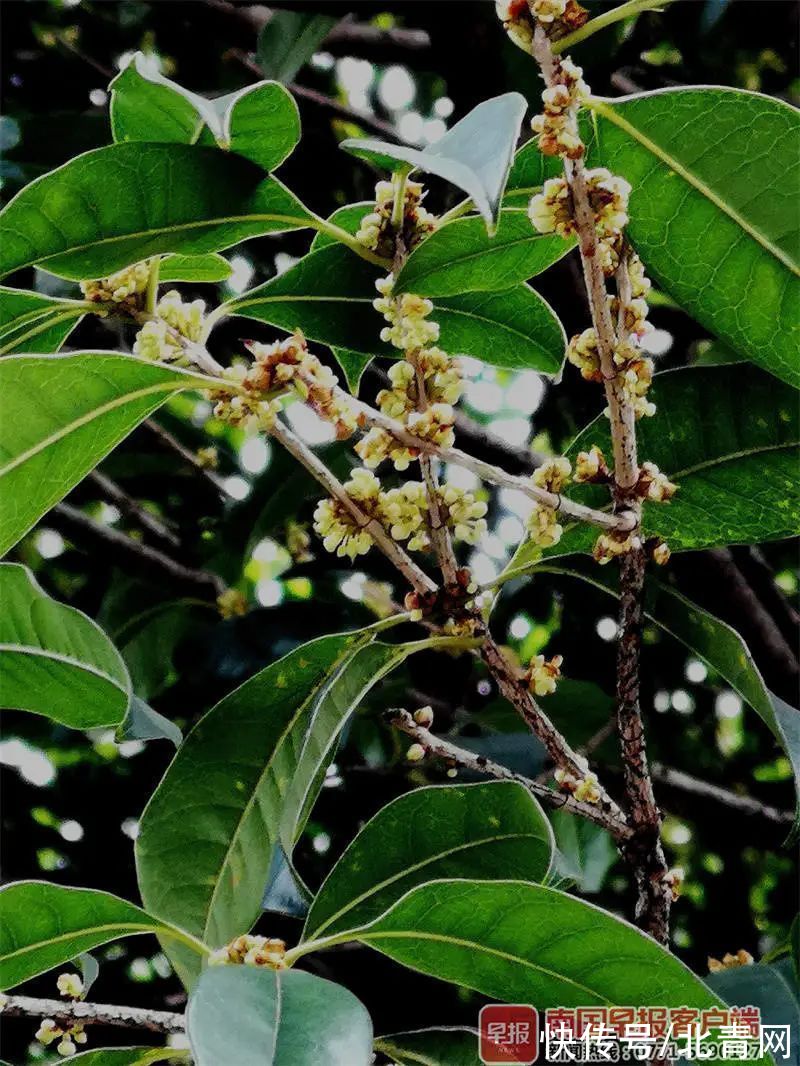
(88, 470), (180, 550)
(144, 419), (229, 496)
(391, 709), (631, 841)
(52, 503), (224, 600)
(0, 993), (184, 1034)
(268, 417), (437, 597)
(650, 764), (793, 826)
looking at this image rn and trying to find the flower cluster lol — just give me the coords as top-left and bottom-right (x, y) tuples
(313, 468), (381, 561)
(496, 0), (587, 51)
(529, 168), (630, 269)
(80, 261), (150, 312)
(313, 469), (487, 560)
(531, 57), (587, 159)
(592, 528), (637, 566)
(525, 652), (563, 696)
(217, 588), (247, 619)
(356, 178), (437, 257)
(707, 949), (754, 973)
(376, 281), (440, 352)
(209, 934), (287, 969)
(636, 461), (677, 503)
(35, 1018), (87, 1057)
(574, 444), (609, 484)
(527, 456), (571, 547)
(554, 767), (601, 804)
(133, 290), (206, 363)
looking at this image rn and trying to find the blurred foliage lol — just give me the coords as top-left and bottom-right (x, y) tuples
(1, 1), (798, 1060)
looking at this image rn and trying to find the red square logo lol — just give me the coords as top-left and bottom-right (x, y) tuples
(479, 1004), (539, 1064)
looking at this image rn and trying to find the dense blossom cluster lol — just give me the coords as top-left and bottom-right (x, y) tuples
(496, 0), (588, 51)
(34, 972), (86, 1056)
(133, 289), (206, 363)
(209, 934), (287, 969)
(707, 949), (754, 973)
(80, 261), (150, 312)
(527, 456), (572, 548)
(313, 468), (487, 560)
(356, 177), (436, 257)
(531, 57), (587, 159)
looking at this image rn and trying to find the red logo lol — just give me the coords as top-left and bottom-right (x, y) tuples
(479, 1004), (539, 1064)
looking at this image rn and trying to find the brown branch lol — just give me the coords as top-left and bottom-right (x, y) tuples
(143, 419), (229, 496)
(52, 503), (224, 600)
(391, 709), (632, 840)
(88, 471), (180, 550)
(650, 764), (793, 826)
(268, 417), (437, 597)
(0, 993), (184, 1034)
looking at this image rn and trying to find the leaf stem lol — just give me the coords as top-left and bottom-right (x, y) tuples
(145, 256), (161, 316)
(310, 215), (392, 268)
(553, 0), (680, 52)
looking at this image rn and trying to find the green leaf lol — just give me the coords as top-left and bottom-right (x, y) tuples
(110, 56), (203, 144)
(342, 94), (528, 232)
(305, 782), (553, 941)
(590, 88), (800, 387)
(46, 1052), (187, 1066)
(0, 563), (130, 729)
(257, 11), (339, 84)
(0, 353), (213, 557)
(0, 286), (87, 355)
(550, 810), (617, 894)
(117, 695), (182, 748)
(336, 880), (735, 1014)
(229, 244), (566, 374)
(110, 54), (300, 172)
(375, 1029), (491, 1066)
(708, 963), (800, 1064)
(506, 363), (800, 573)
(0, 143), (314, 280)
(395, 209), (574, 297)
(0, 881), (204, 990)
(159, 253), (232, 283)
(136, 630), (431, 985)
(504, 138), (562, 203)
(332, 348), (373, 394)
(310, 203), (372, 252)
(528, 561), (800, 831)
(187, 966), (372, 1066)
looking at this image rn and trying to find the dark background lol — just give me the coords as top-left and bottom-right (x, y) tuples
(1, 1), (798, 1061)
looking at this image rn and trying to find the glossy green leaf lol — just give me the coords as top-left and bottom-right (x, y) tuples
(159, 253), (232, 283)
(507, 364), (800, 573)
(110, 54), (300, 172)
(504, 138), (561, 203)
(395, 209), (574, 297)
(187, 966), (372, 1066)
(0, 353), (213, 557)
(0, 143), (314, 280)
(110, 55), (203, 144)
(117, 695), (182, 748)
(0, 563), (130, 729)
(529, 562), (800, 830)
(708, 963), (800, 1065)
(305, 782), (553, 941)
(257, 11), (338, 84)
(0, 286), (87, 355)
(338, 880), (733, 1013)
(375, 1028), (495, 1065)
(590, 88), (800, 386)
(136, 629), (432, 985)
(0, 881), (204, 990)
(550, 809), (617, 894)
(229, 244), (566, 374)
(332, 348), (373, 393)
(342, 94), (528, 232)
(47, 1051), (187, 1066)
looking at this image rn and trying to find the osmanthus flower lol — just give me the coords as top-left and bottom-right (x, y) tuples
(592, 528), (637, 565)
(707, 949), (754, 973)
(56, 973), (84, 1000)
(636, 462), (678, 502)
(380, 481), (431, 551)
(531, 57), (587, 160)
(313, 468), (382, 561)
(574, 445), (609, 484)
(525, 652), (563, 696)
(526, 456), (572, 547)
(80, 260), (150, 311)
(133, 290), (206, 363)
(566, 327), (602, 383)
(356, 177), (437, 257)
(496, 0), (587, 50)
(208, 934), (287, 969)
(555, 767), (601, 804)
(439, 484), (489, 545)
